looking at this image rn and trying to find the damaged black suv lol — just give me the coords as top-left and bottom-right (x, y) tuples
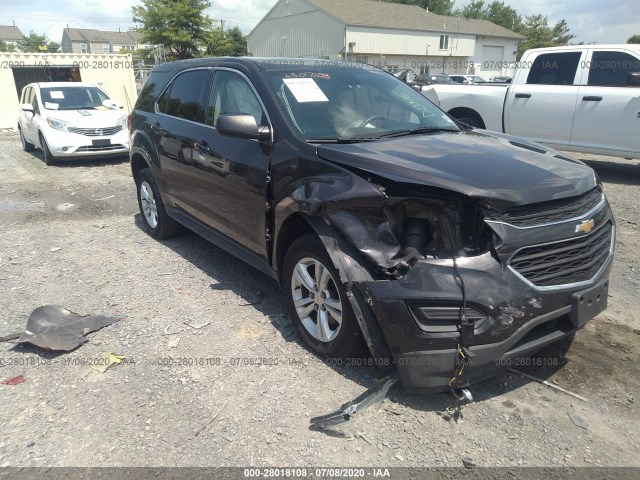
(129, 58), (614, 392)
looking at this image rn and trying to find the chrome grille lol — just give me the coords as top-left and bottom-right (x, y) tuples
(501, 187), (602, 227)
(76, 144), (127, 152)
(510, 222), (613, 287)
(68, 126), (123, 136)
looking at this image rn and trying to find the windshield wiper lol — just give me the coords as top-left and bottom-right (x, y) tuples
(306, 137), (380, 144)
(378, 127), (459, 138)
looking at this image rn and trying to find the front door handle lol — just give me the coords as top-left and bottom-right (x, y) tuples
(515, 93), (531, 98)
(583, 96), (602, 101)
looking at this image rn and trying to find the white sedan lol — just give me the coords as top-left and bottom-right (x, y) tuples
(18, 82), (129, 165)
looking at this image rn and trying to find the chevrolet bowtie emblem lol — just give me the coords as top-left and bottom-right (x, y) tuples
(575, 219), (595, 234)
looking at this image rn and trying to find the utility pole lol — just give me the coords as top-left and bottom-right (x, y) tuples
(219, 19), (225, 36)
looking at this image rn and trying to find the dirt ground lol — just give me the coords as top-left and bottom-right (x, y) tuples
(1, 130), (639, 468)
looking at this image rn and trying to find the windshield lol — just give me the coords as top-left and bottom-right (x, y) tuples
(261, 67), (459, 141)
(40, 86), (110, 111)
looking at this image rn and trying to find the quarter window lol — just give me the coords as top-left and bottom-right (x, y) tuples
(157, 69), (209, 123)
(588, 51), (640, 87)
(526, 52), (581, 85)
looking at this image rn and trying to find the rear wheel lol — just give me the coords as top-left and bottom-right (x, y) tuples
(39, 134), (56, 165)
(136, 168), (180, 239)
(283, 234), (366, 358)
(20, 126), (35, 152)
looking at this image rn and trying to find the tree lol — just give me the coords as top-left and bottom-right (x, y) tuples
(47, 41), (61, 53)
(132, 0), (214, 59)
(457, 0), (485, 19)
(484, 1), (522, 31)
(205, 26), (247, 57)
(628, 35), (640, 44)
(0, 39), (6, 52)
(517, 15), (555, 58)
(551, 19), (575, 45)
(18, 31), (48, 53)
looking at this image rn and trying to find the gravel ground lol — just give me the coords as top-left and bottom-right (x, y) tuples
(0, 131), (639, 468)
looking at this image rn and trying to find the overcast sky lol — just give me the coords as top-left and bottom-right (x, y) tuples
(1, 0), (637, 46)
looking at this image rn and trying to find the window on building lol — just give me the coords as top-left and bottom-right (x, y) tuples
(439, 35), (449, 50)
(526, 52), (581, 85)
(103, 44), (111, 53)
(588, 51), (640, 87)
(157, 69), (209, 123)
(80, 43), (88, 53)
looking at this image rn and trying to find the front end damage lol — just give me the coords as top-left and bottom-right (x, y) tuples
(311, 175), (614, 393)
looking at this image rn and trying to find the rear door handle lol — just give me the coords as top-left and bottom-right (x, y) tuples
(150, 123), (160, 132)
(582, 96), (602, 101)
(515, 93), (531, 98)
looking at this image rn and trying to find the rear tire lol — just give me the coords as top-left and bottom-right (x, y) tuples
(20, 127), (35, 152)
(283, 234), (366, 359)
(136, 168), (180, 239)
(39, 134), (56, 165)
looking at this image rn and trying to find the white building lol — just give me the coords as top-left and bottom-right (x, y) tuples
(248, 0), (524, 78)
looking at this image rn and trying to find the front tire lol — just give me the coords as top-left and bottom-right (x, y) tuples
(136, 168), (180, 239)
(39, 134), (56, 165)
(20, 127), (35, 152)
(283, 234), (366, 358)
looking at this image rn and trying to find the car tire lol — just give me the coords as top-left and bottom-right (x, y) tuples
(136, 168), (180, 239)
(283, 233), (366, 359)
(39, 134), (56, 165)
(20, 127), (35, 152)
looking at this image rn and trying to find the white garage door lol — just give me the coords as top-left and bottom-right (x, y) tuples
(481, 45), (504, 75)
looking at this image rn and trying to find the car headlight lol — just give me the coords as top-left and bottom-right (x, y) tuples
(46, 117), (71, 132)
(117, 115), (127, 129)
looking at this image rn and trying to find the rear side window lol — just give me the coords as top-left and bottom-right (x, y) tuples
(526, 52), (581, 85)
(157, 69), (209, 123)
(136, 71), (168, 112)
(588, 51), (640, 87)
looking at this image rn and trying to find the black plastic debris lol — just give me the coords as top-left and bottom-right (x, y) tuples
(310, 373), (399, 429)
(0, 305), (118, 351)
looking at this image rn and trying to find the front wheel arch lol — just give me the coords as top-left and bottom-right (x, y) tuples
(447, 107), (486, 129)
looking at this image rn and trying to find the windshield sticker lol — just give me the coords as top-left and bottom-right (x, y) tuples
(44, 102), (59, 110)
(283, 78), (329, 103)
(284, 72), (331, 80)
(49, 91), (64, 99)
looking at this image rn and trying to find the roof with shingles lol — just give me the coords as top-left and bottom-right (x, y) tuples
(306, 0), (524, 39)
(63, 28), (141, 45)
(0, 25), (24, 41)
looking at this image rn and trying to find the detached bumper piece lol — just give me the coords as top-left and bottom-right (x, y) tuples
(310, 374), (399, 429)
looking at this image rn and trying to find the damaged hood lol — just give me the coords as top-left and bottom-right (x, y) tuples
(317, 130), (597, 210)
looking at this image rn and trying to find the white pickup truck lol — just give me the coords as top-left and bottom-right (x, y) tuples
(421, 45), (640, 159)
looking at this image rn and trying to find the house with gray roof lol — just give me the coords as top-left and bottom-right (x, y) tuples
(0, 25), (24, 51)
(61, 28), (152, 54)
(248, 0), (524, 78)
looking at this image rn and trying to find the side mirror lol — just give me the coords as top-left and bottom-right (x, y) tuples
(216, 114), (270, 141)
(626, 72), (640, 87)
(20, 103), (34, 112)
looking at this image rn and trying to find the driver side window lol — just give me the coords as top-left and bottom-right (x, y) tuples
(206, 70), (266, 128)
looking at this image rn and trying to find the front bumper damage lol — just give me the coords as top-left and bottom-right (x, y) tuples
(317, 192), (615, 392)
(358, 250), (613, 392)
